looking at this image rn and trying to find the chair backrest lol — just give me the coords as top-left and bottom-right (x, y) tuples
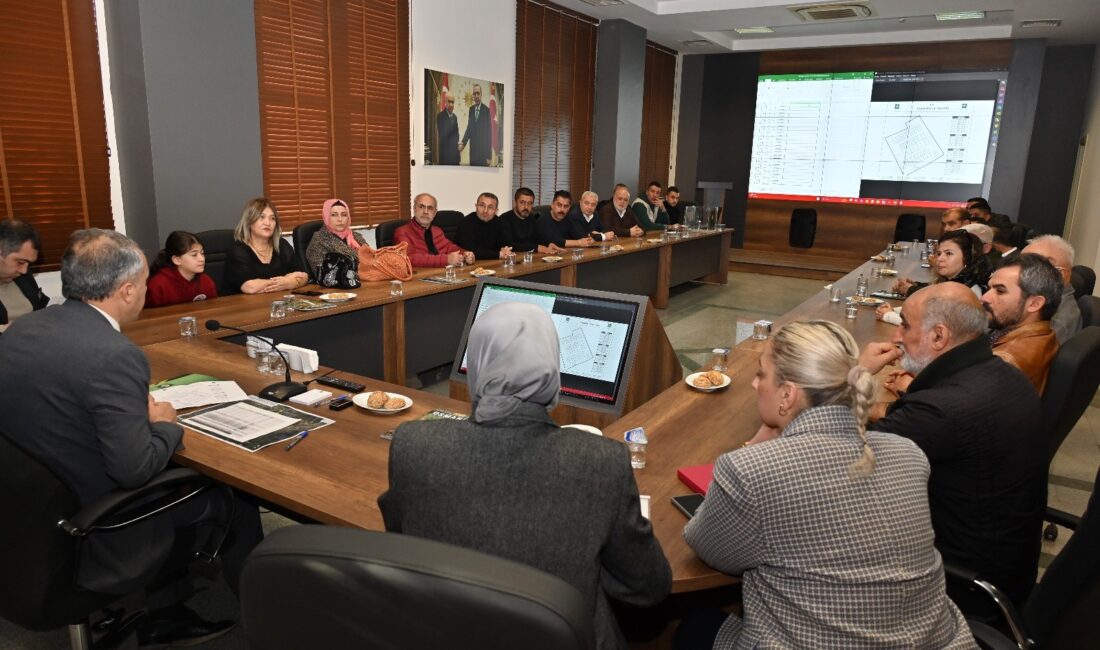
(1008, 222), (1039, 250)
(291, 220), (325, 280)
(1039, 326), (1100, 462)
(1023, 463), (1100, 648)
(596, 199), (610, 212)
(195, 229), (235, 292)
(1071, 265), (1095, 300)
(374, 219), (408, 248)
(533, 204), (551, 221)
(894, 213), (926, 243)
(241, 526), (595, 650)
(1079, 295), (1099, 328)
(0, 430), (112, 630)
(789, 209), (817, 248)
(433, 210), (465, 243)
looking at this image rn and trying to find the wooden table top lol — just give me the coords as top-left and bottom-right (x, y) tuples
(152, 240), (931, 593)
(148, 335), (471, 529)
(604, 246), (933, 593)
(126, 229), (731, 346)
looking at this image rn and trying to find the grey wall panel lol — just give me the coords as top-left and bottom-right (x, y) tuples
(104, 0), (159, 253)
(1017, 44), (1095, 235)
(989, 39), (1045, 221)
(592, 19), (647, 197)
(139, 0), (264, 239)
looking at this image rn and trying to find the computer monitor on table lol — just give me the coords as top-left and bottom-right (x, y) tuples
(451, 278), (648, 415)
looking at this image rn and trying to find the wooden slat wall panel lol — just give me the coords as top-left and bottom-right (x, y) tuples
(638, 42), (675, 193)
(255, 0), (409, 228)
(0, 0), (112, 270)
(514, 0), (596, 204)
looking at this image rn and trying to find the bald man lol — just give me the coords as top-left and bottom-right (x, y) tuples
(1023, 235), (1082, 343)
(859, 282), (1046, 615)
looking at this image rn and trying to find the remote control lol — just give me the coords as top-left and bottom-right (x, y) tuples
(315, 376), (366, 392)
(328, 396), (355, 411)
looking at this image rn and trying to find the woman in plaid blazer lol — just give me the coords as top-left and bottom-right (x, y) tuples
(682, 320), (975, 649)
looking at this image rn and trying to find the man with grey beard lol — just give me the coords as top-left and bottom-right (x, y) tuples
(857, 282), (1046, 617)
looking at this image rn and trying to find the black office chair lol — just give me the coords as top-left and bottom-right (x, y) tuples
(374, 218), (408, 248)
(241, 526), (595, 650)
(533, 204), (551, 221)
(291, 220), (324, 280)
(1037, 326), (1100, 543)
(1079, 295), (1099, 328)
(951, 462), (1100, 650)
(894, 213), (926, 243)
(194, 229), (235, 293)
(0, 430), (222, 650)
(596, 199), (610, 212)
(1071, 265), (1095, 300)
(789, 209), (817, 248)
(433, 210), (465, 243)
(1007, 223), (1041, 251)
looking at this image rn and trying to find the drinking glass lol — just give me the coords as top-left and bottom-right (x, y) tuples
(389, 280), (403, 296)
(269, 300), (287, 319)
(178, 316), (197, 337)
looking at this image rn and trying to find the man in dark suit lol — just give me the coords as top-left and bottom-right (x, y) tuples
(0, 229), (262, 646)
(459, 83), (492, 166)
(859, 282), (1046, 616)
(435, 92), (459, 165)
(0, 218), (49, 332)
(380, 302), (670, 650)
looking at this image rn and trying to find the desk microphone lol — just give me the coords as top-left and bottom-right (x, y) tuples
(205, 319), (308, 402)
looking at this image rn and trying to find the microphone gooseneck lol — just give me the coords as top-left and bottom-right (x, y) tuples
(205, 319), (307, 402)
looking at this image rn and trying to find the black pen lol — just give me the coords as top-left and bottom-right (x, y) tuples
(285, 431), (309, 451)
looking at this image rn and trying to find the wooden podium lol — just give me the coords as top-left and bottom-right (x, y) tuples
(449, 298), (683, 429)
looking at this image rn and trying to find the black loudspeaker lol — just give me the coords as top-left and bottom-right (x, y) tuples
(789, 209), (817, 248)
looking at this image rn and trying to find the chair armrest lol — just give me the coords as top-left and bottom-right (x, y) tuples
(967, 620), (1023, 650)
(1044, 506), (1080, 531)
(943, 561), (1032, 649)
(59, 468), (218, 537)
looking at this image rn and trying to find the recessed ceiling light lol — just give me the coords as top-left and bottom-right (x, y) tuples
(935, 11), (985, 21)
(1019, 19), (1062, 29)
(680, 39), (713, 47)
(578, 0), (624, 6)
(734, 27), (775, 34)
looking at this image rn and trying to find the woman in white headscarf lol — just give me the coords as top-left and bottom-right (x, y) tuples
(379, 302), (671, 650)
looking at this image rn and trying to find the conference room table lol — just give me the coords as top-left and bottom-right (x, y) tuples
(129, 228), (732, 386)
(145, 237), (932, 594)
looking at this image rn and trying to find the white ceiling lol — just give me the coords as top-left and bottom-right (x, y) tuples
(549, 0), (1100, 54)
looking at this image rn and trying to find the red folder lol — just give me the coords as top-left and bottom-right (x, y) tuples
(677, 464), (714, 495)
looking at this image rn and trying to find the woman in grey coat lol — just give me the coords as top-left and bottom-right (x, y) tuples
(379, 301), (671, 650)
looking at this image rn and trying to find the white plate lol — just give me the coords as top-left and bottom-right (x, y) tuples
(685, 371), (731, 392)
(848, 296), (885, 307)
(352, 392), (412, 414)
(318, 292), (356, 303)
(646, 238), (663, 244)
(469, 268), (495, 277)
(541, 256), (563, 263)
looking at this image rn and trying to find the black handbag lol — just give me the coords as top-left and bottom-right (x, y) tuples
(319, 251), (361, 289)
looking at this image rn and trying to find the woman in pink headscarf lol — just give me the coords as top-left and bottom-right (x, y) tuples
(305, 198), (367, 278)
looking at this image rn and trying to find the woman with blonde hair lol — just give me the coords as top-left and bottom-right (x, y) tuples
(679, 320), (975, 649)
(223, 198), (309, 294)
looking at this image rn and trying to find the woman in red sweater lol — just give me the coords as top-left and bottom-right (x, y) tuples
(145, 231), (219, 308)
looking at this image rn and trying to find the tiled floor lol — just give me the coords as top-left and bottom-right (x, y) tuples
(3, 271), (1094, 648)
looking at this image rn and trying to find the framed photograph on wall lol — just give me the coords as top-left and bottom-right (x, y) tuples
(424, 69), (504, 168)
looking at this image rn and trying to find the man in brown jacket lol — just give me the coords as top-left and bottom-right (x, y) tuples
(981, 253), (1062, 394)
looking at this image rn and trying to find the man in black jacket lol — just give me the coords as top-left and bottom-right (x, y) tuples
(459, 83), (492, 166)
(859, 282), (1046, 615)
(0, 218), (49, 332)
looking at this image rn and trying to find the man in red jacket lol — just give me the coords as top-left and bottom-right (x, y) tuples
(394, 193), (474, 268)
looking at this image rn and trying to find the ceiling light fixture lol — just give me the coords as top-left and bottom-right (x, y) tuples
(734, 26), (775, 34)
(578, 0), (624, 6)
(1019, 19), (1062, 29)
(935, 11), (986, 21)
